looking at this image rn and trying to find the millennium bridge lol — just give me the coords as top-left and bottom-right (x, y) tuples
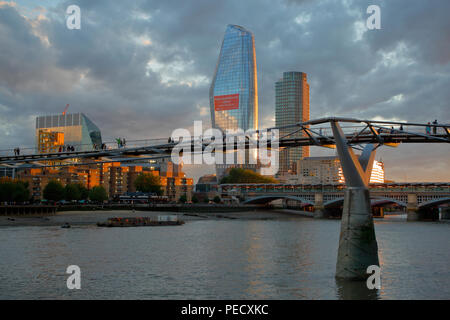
(0, 117), (448, 167)
(1, 117), (449, 281)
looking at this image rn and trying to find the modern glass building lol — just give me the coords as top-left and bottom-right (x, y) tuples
(275, 71), (310, 176)
(35, 113), (102, 153)
(209, 24), (259, 178)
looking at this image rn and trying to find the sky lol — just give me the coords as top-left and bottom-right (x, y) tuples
(0, 0), (449, 183)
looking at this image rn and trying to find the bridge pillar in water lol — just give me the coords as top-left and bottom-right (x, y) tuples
(441, 207), (450, 220)
(407, 194), (419, 221)
(336, 187), (379, 280)
(372, 206), (384, 218)
(314, 193), (326, 218)
(331, 121), (379, 281)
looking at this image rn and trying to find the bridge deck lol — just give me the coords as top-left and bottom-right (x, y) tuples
(0, 133), (448, 166)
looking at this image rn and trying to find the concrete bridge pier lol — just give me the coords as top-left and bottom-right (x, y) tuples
(331, 121), (379, 280)
(407, 194), (420, 221)
(314, 193), (326, 218)
(336, 187), (379, 280)
(441, 207), (450, 220)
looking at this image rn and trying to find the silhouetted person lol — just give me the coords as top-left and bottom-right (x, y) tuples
(432, 119), (437, 134)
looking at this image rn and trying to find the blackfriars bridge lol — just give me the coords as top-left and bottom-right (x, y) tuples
(220, 183), (450, 220)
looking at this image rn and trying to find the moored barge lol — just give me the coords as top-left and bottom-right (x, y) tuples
(97, 216), (184, 227)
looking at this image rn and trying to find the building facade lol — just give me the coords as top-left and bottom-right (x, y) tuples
(297, 156), (385, 185)
(209, 24), (259, 178)
(17, 160), (193, 202)
(275, 71), (310, 176)
(194, 174), (219, 201)
(35, 113), (102, 153)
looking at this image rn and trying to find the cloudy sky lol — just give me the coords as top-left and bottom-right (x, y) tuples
(0, 0), (449, 182)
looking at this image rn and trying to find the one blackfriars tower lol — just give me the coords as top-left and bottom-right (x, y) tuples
(209, 25), (259, 179)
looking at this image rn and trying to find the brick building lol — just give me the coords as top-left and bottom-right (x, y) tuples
(17, 160), (193, 201)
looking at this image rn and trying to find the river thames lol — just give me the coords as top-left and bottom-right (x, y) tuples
(0, 212), (449, 299)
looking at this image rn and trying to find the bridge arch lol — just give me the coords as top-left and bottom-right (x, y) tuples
(242, 195), (314, 206)
(370, 197), (407, 207)
(324, 198), (344, 208)
(419, 197), (450, 208)
(324, 197), (407, 208)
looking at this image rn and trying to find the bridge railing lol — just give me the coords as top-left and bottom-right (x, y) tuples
(0, 138), (169, 158)
(1, 118), (448, 159)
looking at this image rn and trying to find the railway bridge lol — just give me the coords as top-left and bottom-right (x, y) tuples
(220, 183), (450, 220)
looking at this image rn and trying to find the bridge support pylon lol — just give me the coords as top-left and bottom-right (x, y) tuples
(406, 194), (420, 221)
(331, 121), (379, 280)
(314, 193), (326, 218)
(442, 207), (450, 220)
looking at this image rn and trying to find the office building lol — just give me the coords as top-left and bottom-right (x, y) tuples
(35, 113), (102, 153)
(194, 174), (219, 201)
(297, 156), (385, 185)
(209, 24), (258, 178)
(275, 71), (310, 176)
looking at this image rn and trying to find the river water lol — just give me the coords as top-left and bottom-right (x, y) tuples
(0, 213), (449, 299)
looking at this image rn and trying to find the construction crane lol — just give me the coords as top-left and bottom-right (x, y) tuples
(62, 104), (69, 115)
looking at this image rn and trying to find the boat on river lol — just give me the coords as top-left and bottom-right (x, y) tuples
(97, 216), (184, 227)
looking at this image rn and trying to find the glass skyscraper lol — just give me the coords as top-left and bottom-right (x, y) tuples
(275, 72), (310, 176)
(209, 24), (258, 178)
(35, 113), (102, 153)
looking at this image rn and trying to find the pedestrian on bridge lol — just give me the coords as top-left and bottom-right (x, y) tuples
(432, 120), (438, 134)
(426, 122), (431, 134)
(116, 138), (122, 148)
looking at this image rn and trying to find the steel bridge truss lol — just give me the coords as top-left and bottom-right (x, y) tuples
(0, 117), (449, 169)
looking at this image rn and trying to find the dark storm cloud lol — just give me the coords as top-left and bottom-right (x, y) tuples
(0, 0), (448, 181)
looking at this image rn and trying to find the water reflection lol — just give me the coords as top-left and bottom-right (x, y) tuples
(1, 216), (449, 299)
(335, 278), (380, 300)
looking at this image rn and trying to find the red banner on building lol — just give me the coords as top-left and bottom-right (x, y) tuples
(214, 94), (239, 111)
